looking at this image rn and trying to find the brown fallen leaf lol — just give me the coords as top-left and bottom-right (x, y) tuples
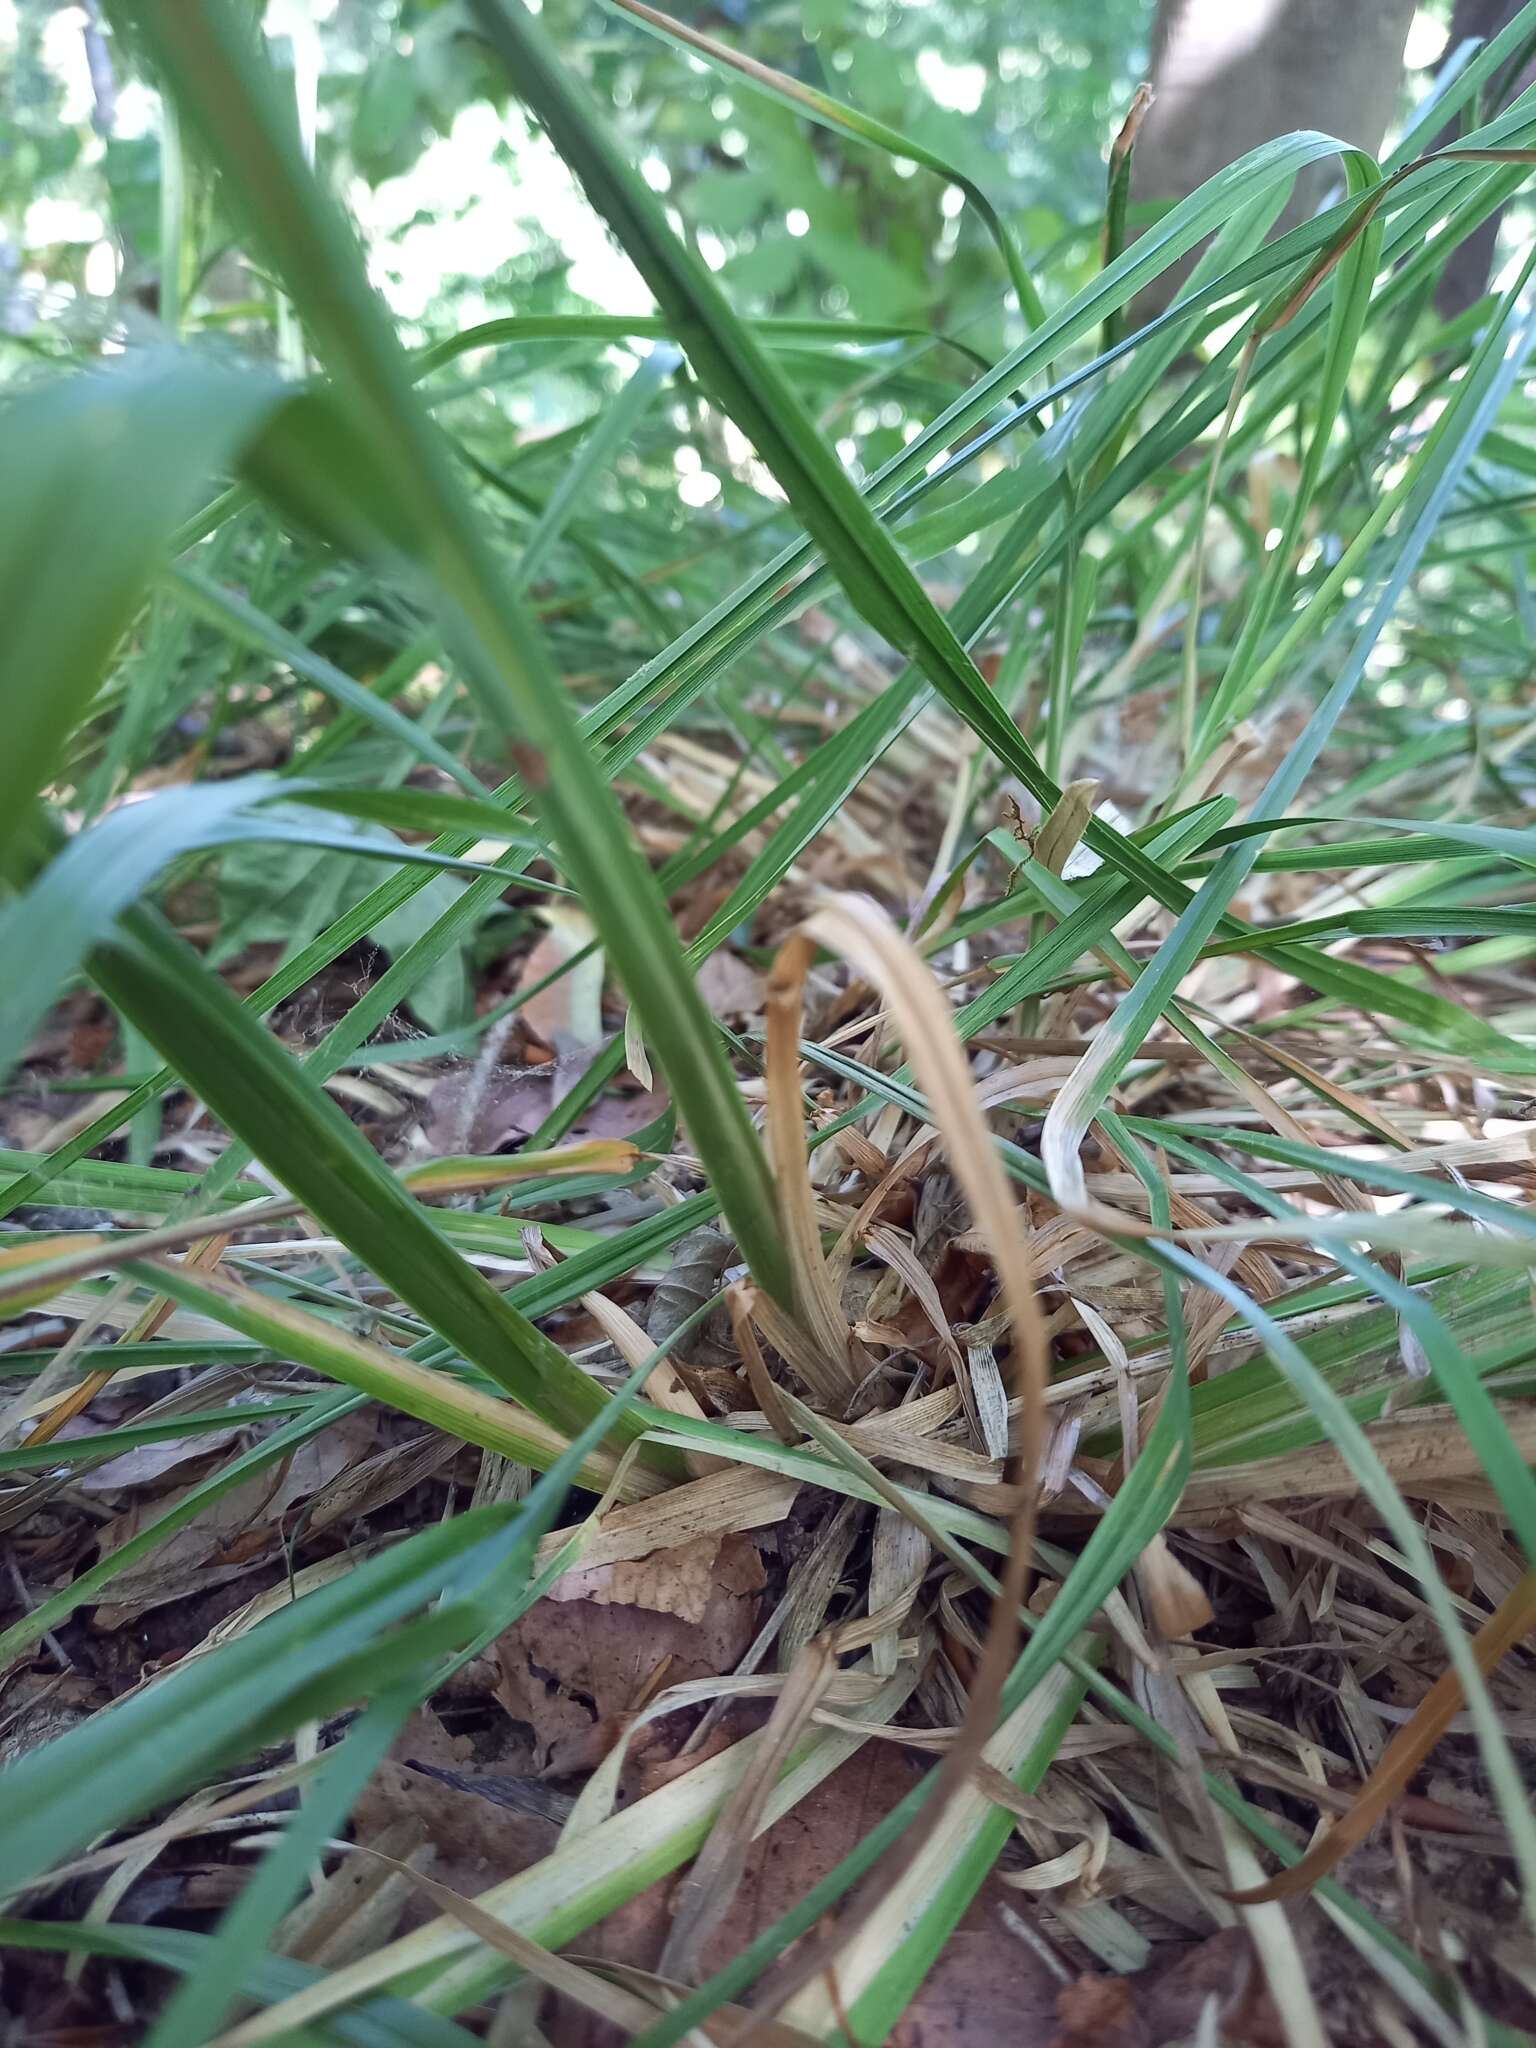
(543, 1741), (1064, 2048)
(78, 1419), (247, 1492)
(0, 1671), (103, 1765)
(343, 1704), (562, 1914)
(1136, 1534), (1214, 1639)
(351, 1760), (561, 1913)
(1133, 1931), (1276, 2047)
(87, 1422), (369, 1628)
(695, 950), (766, 1022)
(547, 1531), (763, 1628)
(495, 1533), (766, 1776)
(1048, 1973), (1148, 2048)
(515, 908), (604, 1055)
(423, 1051), (665, 1154)
(1045, 1941), (1279, 2048)
(392, 1703), (476, 1773)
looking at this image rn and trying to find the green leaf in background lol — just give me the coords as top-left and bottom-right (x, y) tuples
(0, 355), (283, 869)
(600, 0), (1048, 324)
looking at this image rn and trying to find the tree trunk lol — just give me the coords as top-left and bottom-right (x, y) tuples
(1131, 0), (1418, 309)
(1428, 0), (1529, 316)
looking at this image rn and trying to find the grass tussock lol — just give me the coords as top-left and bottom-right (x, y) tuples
(4, 0), (1536, 2041)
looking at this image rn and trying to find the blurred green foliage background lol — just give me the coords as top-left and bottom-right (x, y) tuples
(5, 0), (1148, 357)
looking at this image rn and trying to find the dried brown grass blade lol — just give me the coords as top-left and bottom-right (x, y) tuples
(1032, 778), (1099, 878)
(23, 1758), (320, 1893)
(748, 1285), (858, 1409)
(0, 1150), (620, 1328)
(737, 889), (1048, 2029)
(1195, 1034), (1375, 1223)
(764, 931), (860, 1396)
(729, 1283), (798, 1445)
(25, 1227), (233, 1448)
(1175, 1402), (1536, 1514)
(827, 1134), (932, 1291)
(1227, 1567), (1536, 1903)
(1221, 1021), (1410, 1153)
(779, 1389), (985, 1592)
(1108, 78), (1153, 180)
(659, 1635), (840, 1983)
(519, 1225), (723, 1477)
(533, 1464), (800, 1578)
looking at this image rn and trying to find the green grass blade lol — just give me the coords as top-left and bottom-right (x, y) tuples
(143, 1683), (420, 2048)
(1042, 266), (1536, 1209)
(0, 1922), (481, 2048)
(114, 0), (792, 1313)
(83, 894), (619, 1437)
(601, 0), (1047, 323)
(0, 356), (282, 868)
(513, 340), (677, 594)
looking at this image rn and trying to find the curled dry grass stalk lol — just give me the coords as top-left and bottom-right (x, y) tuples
(728, 892), (1048, 2030)
(4, 0), (1536, 2041)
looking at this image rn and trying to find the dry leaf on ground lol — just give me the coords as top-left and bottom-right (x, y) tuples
(546, 1530), (763, 1627)
(695, 950), (767, 1021)
(422, 1053), (665, 1153)
(1048, 1973), (1147, 2048)
(543, 1740), (1063, 2048)
(347, 1708), (566, 1913)
(1048, 1934), (1281, 2048)
(78, 1418), (251, 1492)
(495, 1532), (766, 1776)
(516, 908), (604, 1055)
(87, 1420), (371, 1628)
(350, 1763), (562, 1912)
